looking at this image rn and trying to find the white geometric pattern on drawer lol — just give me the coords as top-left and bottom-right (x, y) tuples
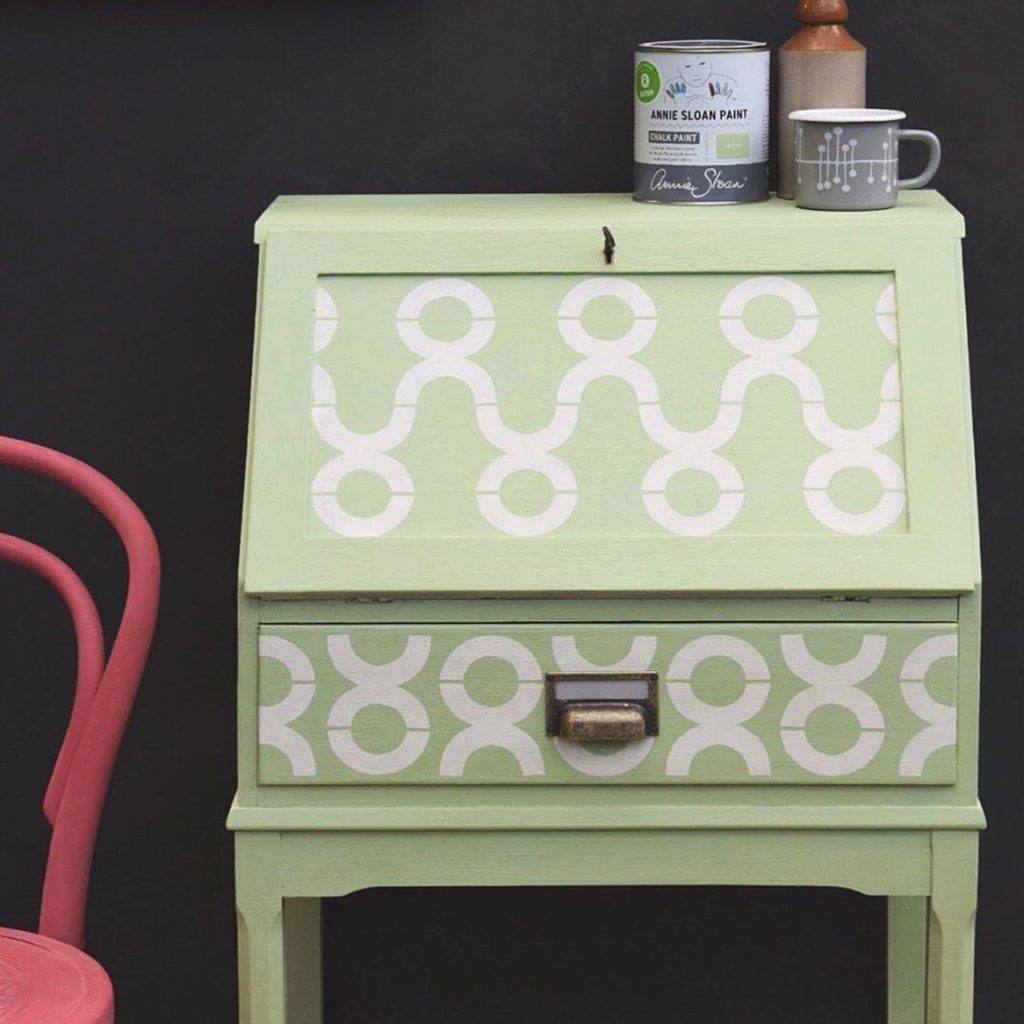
(257, 630), (956, 782)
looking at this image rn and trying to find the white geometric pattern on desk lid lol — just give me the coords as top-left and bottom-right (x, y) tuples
(309, 276), (904, 539)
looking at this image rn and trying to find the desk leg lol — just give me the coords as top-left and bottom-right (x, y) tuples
(237, 833), (287, 1024)
(926, 832), (978, 1024)
(888, 896), (927, 1024)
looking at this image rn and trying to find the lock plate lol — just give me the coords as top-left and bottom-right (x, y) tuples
(545, 672), (658, 739)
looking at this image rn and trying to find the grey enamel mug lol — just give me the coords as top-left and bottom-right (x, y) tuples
(788, 108), (941, 210)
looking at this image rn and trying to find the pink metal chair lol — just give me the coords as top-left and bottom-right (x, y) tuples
(0, 437), (160, 1023)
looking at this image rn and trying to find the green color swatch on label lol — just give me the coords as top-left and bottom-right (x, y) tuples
(635, 60), (660, 104)
(717, 133), (750, 159)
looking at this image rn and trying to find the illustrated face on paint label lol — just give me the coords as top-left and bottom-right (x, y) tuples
(634, 42), (770, 204)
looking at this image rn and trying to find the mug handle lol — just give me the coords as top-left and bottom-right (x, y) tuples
(897, 129), (942, 190)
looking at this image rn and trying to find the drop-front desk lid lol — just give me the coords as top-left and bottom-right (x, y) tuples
(242, 192), (978, 597)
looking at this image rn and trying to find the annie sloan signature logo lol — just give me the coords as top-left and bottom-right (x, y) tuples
(649, 167), (749, 199)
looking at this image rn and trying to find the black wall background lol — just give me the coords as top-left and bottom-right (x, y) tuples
(1, 2), (1020, 1021)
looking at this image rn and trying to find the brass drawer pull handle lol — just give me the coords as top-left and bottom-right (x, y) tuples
(561, 704), (647, 742)
(545, 672), (658, 741)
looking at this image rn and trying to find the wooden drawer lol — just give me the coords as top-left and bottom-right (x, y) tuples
(256, 623), (958, 786)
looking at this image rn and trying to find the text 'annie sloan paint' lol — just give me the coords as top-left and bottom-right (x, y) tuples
(634, 40), (770, 204)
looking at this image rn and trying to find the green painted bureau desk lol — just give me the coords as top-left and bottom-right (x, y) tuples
(230, 192), (982, 1023)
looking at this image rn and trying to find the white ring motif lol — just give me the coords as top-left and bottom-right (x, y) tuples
(326, 634), (431, 775)
(438, 636), (544, 776)
(780, 634), (887, 776)
(665, 635), (771, 776)
(313, 279), (495, 537)
(719, 277), (904, 534)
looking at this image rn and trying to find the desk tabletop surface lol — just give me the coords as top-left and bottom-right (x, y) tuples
(255, 190), (964, 242)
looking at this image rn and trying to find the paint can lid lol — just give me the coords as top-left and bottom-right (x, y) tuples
(637, 39), (768, 53)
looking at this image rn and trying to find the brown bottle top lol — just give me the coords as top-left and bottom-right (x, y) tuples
(781, 0), (865, 52)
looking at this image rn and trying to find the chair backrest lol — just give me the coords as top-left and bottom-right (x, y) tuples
(0, 436), (160, 949)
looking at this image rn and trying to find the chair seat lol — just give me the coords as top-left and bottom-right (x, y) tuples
(0, 927), (113, 1024)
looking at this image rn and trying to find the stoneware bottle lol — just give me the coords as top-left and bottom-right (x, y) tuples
(777, 0), (866, 199)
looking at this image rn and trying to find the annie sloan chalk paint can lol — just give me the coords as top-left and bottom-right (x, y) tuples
(634, 40), (770, 204)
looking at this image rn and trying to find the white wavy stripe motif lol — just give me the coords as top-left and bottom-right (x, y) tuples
(310, 277), (904, 538)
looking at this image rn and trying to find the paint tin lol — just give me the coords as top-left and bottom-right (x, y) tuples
(634, 40), (770, 204)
